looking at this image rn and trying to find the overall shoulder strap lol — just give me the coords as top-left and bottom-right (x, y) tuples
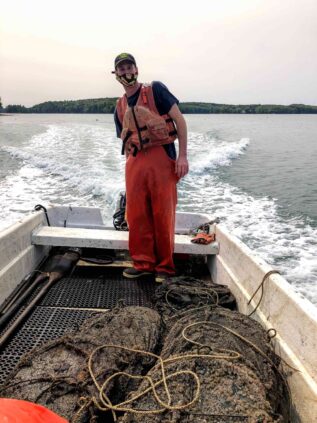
(137, 83), (159, 114)
(116, 95), (128, 124)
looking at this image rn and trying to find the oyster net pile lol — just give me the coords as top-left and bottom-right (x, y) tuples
(1, 277), (289, 422)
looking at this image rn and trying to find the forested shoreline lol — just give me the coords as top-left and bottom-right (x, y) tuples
(2, 98), (317, 114)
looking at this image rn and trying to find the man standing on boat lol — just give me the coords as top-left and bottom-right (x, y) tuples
(113, 53), (189, 283)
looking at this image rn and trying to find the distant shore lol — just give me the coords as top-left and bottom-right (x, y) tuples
(2, 99), (317, 114)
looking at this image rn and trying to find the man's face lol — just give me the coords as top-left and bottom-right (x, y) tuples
(116, 61), (138, 76)
(115, 61), (138, 87)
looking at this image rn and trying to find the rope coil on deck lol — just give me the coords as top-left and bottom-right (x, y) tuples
(71, 317), (291, 422)
(85, 345), (239, 421)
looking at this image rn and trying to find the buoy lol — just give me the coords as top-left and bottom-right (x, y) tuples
(0, 398), (68, 423)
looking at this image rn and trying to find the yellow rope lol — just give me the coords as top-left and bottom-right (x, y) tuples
(72, 315), (291, 421)
(71, 397), (92, 423)
(182, 321), (294, 410)
(84, 341), (241, 421)
(182, 321), (277, 368)
(167, 304), (211, 321)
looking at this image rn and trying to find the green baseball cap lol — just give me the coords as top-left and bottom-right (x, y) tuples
(113, 53), (136, 71)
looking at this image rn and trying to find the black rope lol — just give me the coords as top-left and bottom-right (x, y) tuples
(113, 193), (128, 231)
(192, 217), (220, 235)
(34, 204), (51, 226)
(121, 130), (132, 155)
(248, 270), (281, 317)
(132, 144), (138, 157)
(113, 208), (128, 231)
(80, 256), (114, 265)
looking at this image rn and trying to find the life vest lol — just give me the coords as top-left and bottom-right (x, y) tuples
(116, 84), (177, 156)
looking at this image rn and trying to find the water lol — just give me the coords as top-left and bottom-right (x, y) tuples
(0, 114), (316, 305)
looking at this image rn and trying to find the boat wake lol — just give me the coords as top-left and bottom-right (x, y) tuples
(179, 132), (317, 304)
(188, 133), (250, 175)
(0, 124), (126, 228)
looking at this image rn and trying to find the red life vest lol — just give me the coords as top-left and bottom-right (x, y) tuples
(116, 84), (177, 156)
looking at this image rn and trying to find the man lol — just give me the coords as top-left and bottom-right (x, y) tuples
(113, 53), (189, 283)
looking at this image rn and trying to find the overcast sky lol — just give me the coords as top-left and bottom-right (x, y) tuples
(1, 0), (316, 107)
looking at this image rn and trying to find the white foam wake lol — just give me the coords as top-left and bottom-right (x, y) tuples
(0, 124), (126, 229)
(178, 174), (317, 305)
(188, 133), (250, 175)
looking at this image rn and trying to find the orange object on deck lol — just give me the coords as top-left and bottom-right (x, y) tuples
(191, 232), (216, 245)
(125, 145), (179, 274)
(0, 398), (68, 423)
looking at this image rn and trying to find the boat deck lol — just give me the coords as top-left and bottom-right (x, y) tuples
(1, 206), (316, 422)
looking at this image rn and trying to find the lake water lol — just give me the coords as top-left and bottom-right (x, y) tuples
(0, 113), (316, 304)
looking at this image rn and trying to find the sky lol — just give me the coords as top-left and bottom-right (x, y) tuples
(1, 0), (317, 107)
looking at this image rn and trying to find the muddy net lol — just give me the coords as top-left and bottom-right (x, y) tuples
(1, 277), (289, 422)
(1, 306), (162, 422)
(118, 306), (286, 422)
(153, 276), (236, 326)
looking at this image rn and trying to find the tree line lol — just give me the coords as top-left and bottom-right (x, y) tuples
(2, 98), (317, 114)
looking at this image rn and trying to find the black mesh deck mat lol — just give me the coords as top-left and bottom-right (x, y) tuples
(40, 275), (156, 308)
(0, 307), (97, 385)
(0, 268), (156, 386)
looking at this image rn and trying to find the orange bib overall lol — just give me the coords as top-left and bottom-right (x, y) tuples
(116, 85), (178, 274)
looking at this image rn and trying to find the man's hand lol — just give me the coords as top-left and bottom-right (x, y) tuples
(168, 104), (189, 179)
(176, 156), (189, 178)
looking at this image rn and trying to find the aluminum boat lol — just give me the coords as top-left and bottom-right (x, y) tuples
(0, 206), (316, 422)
